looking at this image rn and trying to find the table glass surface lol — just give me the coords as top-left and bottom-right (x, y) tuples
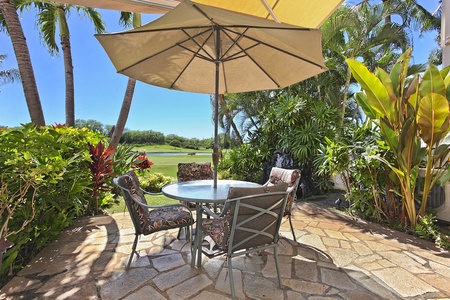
(162, 179), (261, 203)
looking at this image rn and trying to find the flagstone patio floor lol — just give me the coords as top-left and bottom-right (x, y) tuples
(1, 201), (450, 299)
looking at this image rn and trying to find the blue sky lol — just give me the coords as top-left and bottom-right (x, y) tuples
(0, 0), (441, 139)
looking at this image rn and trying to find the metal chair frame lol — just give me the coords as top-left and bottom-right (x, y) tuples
(263, 167), (301, 241)
(202, 189), (289, 300)
(114, 173), (194, 270)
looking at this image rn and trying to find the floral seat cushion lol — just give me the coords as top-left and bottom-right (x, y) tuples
(144, 206), (193, 235)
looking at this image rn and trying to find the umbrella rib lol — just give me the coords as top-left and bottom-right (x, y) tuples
(219, 26), (249, 61)
(219, 26), (325, 88)
(215, 26), (283, 88)
(169, 28), (216, 88)
(180, 28), (215, 62)
(223, 27), (326, 69)
(118, 27), (214, 73)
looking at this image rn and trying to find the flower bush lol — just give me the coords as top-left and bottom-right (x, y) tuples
(133, 152), (154, 173)
(139, 172), (174, 193)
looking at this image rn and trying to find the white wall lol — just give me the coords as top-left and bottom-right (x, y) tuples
(443, 0), (450, 67)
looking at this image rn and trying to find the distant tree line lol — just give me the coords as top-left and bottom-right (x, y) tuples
(74, 119), (213, 149)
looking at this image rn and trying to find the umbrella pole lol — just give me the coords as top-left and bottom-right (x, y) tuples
(213, 91), (219, 188)
(212, 26), (220, 189)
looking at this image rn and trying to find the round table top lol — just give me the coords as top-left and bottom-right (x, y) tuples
(162, 179), (261, 203)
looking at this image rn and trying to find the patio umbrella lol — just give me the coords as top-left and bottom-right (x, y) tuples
(95, 0), (327, 187)
(55, 0), (344, 28)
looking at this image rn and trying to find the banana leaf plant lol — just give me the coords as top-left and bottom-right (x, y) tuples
(346, 49), (450, 228)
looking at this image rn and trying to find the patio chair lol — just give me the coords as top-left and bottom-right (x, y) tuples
(176, 162), (213, 238)
(201, 183), (289, 300)
(263, 167), (301, 242)
(113, 170), (194, 270)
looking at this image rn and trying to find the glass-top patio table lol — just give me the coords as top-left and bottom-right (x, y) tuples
(162, 179), (261, 267)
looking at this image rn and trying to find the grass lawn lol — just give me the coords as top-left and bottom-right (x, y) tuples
(150, 154), (212, 177)
(134, 144), (212, 153)
(107, 194), (179, 214)
(106, 145), (213, 214)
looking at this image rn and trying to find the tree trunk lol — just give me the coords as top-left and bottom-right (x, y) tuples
(0, 0), (45, 126)
(338, 67), (352, 136)
(382, 0), (392, 23)
(61, 34), (75, 126)
(109, 77), (136, 147)
(218, 94), (243, 145)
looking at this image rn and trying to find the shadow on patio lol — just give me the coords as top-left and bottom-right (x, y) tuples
(1, 202), (450, 299)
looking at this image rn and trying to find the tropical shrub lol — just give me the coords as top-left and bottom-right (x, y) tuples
(251, 94), (339, 193)
(112, 143), (140, 177)
(316, 123), (400, 223)
(139, 173), (174, 193)
(347, 48), (450, 229)
(415, 214), (450, 249)
(0, 123), (104, 281)
(219, 144), (266, 183)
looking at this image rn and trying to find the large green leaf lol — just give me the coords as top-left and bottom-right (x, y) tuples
(399, 117), (419, 169)
(379, 118), (398, 153)
(347, 59), (392, 120)
(355, 92), (378, 119)
(417, 93), (450, 146)
(405, 75), (419, 109)
(440, 65), (450, 79)
(442, 66), (450, 101)
(420, 65), (446, 97)
(377, 68), (396, 103)
(390, 49), (411, 98)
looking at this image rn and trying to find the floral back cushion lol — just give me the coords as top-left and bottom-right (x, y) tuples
(265, 167), (300, 213)
(119, 171), (193, 235)
(177, 162), (213, 182)
(120, 171), (150, 231)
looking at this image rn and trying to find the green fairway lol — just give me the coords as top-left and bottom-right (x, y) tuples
(134, 144), (211, 153)
(149, 154), (212, 178)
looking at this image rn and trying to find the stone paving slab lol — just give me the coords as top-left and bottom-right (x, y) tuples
(1, 202), (450, 299)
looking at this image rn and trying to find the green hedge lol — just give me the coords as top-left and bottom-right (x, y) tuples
(0, 123), (106, 281)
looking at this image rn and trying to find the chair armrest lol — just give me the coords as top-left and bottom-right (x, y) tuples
(202, 206), (221, 219)
(140, 187), (162, 196)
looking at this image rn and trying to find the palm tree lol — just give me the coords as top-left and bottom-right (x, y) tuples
(30, 2), (105, 127)
(0, 54), (20, 90)
(321, 2), (411, 131)
(214, 94), (243, 145)
(109, 12), (140, 148)
(0, 0), (45, 125)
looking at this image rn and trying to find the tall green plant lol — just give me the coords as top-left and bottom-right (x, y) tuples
(347, 48), (450, 228)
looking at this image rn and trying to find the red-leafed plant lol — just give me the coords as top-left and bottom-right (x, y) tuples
(88, 142), (116, 214)
(133, 152), (154, 174)
(51, 123), (66, 129)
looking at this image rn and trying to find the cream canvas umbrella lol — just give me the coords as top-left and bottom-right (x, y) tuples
(55, 0), (344, 28)
(95, 0), (327, 187)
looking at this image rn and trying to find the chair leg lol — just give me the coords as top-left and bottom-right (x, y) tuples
(228, 257), (236, 300)
(177, 226), (191, 240)
(127, 234), (139, 270)
(288, 215), (296, 242)
(274, 247), (283, 288)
